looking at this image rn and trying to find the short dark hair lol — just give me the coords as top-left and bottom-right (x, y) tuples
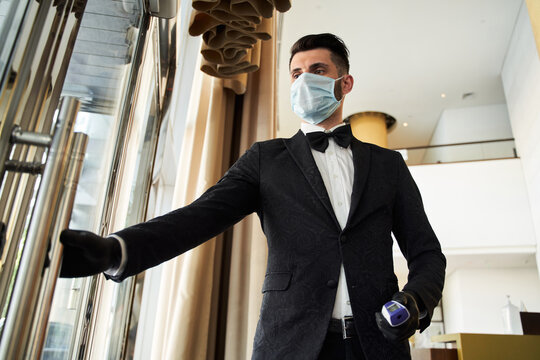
(289, 33), (350, 75)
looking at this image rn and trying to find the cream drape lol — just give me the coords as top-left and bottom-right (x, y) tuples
(223, 19), (276, 358)
(149, 15), (277, 360)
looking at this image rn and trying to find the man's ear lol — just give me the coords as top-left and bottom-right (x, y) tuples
(342, 74), (354, 96)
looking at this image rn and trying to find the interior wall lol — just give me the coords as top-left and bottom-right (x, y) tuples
(501, 1), (540, 276)
(401, 158), (537, 335)
(443, 268), (540, 334)
(408, 159), (536, 250)
(423, 104), (514, 163)
(430, 104), (513, 144)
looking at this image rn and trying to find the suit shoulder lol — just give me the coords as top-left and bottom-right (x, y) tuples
(362, 141), (402, 159)
(257, 137), (288, 146)
(252, 137), (289, 151)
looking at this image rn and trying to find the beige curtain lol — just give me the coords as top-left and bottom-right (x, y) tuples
(149, 15), (277, 360)
(223, 17), (276, 359)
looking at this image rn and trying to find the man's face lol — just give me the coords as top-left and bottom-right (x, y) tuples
(289, 48), (343, 99)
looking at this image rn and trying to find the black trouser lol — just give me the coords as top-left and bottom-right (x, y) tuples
(317, 328), (366, 360)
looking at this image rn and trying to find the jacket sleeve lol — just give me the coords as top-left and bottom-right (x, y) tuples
(392, 152), (446, 331)
(110, 143), (261, 281)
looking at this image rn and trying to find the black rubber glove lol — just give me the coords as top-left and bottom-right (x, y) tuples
(375, 291), (420, 342)
(59, 229), (121, 278)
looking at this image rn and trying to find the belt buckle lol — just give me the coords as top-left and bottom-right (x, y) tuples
(341, 316), (354, 340)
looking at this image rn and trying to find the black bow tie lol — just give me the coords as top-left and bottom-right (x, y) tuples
(306, 125), (353, 152)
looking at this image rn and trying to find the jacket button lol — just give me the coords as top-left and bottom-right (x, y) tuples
(340, 235), (347, 243)
(326, 279), (338, 289)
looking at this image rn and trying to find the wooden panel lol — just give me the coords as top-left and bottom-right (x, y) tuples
(412, 348), (458, 360)
(432, 333), (540, 360)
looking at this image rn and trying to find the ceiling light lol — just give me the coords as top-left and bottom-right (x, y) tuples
(440, 93), (446, 98)
(403, 122), (409, 127)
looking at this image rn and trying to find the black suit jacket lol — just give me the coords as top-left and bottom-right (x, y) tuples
(114, 130), (446, 360)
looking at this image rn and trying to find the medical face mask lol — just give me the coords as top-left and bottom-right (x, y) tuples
(290, 72), (343, 125)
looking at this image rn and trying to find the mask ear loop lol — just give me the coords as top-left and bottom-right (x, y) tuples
(334, 76), (345, 101)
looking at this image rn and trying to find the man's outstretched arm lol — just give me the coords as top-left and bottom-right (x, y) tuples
(59, 143), (261, 281)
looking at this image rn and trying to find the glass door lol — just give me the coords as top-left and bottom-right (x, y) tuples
(0, 1), (90, 358)
(42, 0), (155, 358)
(0, 0), (176, 357)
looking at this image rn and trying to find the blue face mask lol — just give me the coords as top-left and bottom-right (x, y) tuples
(290, 72), (343, 125)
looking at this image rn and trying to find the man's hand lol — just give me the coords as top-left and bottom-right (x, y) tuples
(375, 291), (420, 342)
(59, 229), (121, 278)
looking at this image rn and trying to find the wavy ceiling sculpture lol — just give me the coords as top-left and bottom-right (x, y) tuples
(189, 0), (292, 78)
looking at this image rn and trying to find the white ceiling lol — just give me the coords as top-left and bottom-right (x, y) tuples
(276, 0), (524, 148)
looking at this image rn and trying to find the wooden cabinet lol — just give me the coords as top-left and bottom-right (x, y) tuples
(431, 333), (540, 360)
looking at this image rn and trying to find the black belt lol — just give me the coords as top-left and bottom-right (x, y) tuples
(328, 316), (356, 339)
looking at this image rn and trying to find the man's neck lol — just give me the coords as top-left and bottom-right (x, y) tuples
(302, 109), (344, 130)
(302, 118), (343, 131)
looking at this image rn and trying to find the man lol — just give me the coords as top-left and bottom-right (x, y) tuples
(61, 33), (446, 360)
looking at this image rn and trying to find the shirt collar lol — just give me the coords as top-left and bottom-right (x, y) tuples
(300, 122), (347, 135)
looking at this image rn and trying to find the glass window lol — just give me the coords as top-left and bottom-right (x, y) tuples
(0, 0), (29, 86)
(43, 0), (144, 358)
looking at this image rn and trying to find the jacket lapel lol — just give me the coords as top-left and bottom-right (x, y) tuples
(346, 139), (371, 228)
(284, 131), (340, 229)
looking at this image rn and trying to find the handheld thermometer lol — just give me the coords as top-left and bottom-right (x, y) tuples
(381, 300), (410, 327)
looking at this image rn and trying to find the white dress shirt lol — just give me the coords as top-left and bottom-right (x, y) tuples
(301, 122), (354, 319)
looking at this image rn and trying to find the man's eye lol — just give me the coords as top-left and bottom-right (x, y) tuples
(314, 69), (324, 75)
(292, 73), (300, 79)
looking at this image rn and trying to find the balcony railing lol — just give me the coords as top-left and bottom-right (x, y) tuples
(393, 138), (517, 166)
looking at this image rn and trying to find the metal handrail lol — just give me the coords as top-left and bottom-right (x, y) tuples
(392, 138), (515, 151)
(0, 97), (80, 359)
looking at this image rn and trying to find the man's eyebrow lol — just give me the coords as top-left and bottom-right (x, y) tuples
(290, 67), (301, 74)
(308, 62), (329, 71)
(290, 62), (329, 75)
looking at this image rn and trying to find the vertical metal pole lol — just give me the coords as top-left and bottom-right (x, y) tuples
(27, 132), (88, 359)
(0, 96), (80, 359)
